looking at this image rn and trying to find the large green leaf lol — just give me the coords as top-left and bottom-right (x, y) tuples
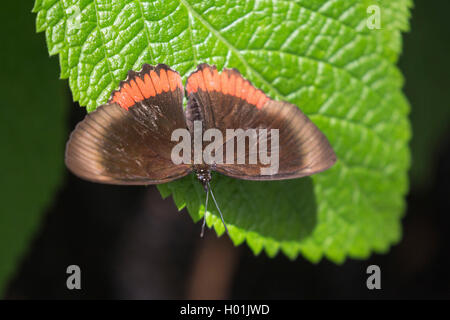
(0, 1), (66, 293)
(34, 0), (412, 262)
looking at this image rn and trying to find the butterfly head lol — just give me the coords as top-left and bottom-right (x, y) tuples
(193, 164), (212, 191)
(193, 164), (229, 238)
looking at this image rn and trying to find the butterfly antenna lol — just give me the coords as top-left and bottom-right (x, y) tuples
(207, 182), (229, 236)
(200, 184), (209, 238)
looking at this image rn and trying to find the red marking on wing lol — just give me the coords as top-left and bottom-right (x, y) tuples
(202, 69), (212, 91)
(211, 68), (221, 92)
(256, 92), (269, 109)
(227, 74), (236, 97)
(123, 81), (144, 101)
(186, 65), (270, 109)
(220, 71), (230, 95)
(110, 65), (182, 110)
(150, 70), (163, 94)
(235, 75), (243, 99)
(240, 80), (249, 99)
(196, 72), (206, 91)
(159, 69), (170, 92)
(246, 85), (257, 105)
(186, 74), (196, 93)
(168, 70), (181, 91)
(135, 75), (150, 99)
(112, 90), (134, 110)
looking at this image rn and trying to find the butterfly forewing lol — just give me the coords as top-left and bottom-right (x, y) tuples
(185, 64), (336, 180)
(65, 64), (191, 185)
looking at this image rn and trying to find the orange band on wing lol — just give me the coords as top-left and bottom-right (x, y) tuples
(203, 68), (213, 91)
(212, 69), (221, 91)
(186, 66), (270, 109)
(227, 74), (236, 97)
(186, 73), (198, 93)
(256, 92), (269, 109)
(112, 90), (134, 110)
(195, 72), (206, 91)
(234, 75), (243, 99)
(136, 75), (152, 99)
(110, 65), (182, 110)
(240, 80), (249, 99)
(246, 85), (256, 105)
(168, 70), (182, 92)
(123, 81), (144, 102)
(159, 69), (170, 92)
(150, 71), (163, 94)
(220, 72), (230, 95)
(203, 68), (221, 92)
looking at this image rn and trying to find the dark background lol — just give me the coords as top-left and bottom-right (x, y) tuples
(3, 1), (450, 299)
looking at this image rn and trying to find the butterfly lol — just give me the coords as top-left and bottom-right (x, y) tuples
(65, 63), (336, 236)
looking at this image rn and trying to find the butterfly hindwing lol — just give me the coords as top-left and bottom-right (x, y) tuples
(65, 64), (191, 185)
(185, 64), (336, 180)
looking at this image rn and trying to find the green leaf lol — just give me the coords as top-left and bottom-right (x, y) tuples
(0, 1), (67, 293)
(34, 0), (412, 262)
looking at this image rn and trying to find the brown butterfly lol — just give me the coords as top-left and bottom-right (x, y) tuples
(65, 63), (336, 236)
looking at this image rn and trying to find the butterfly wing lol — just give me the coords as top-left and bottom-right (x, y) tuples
(65, 64), (191, 185)
(185, 64), (336, 181)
